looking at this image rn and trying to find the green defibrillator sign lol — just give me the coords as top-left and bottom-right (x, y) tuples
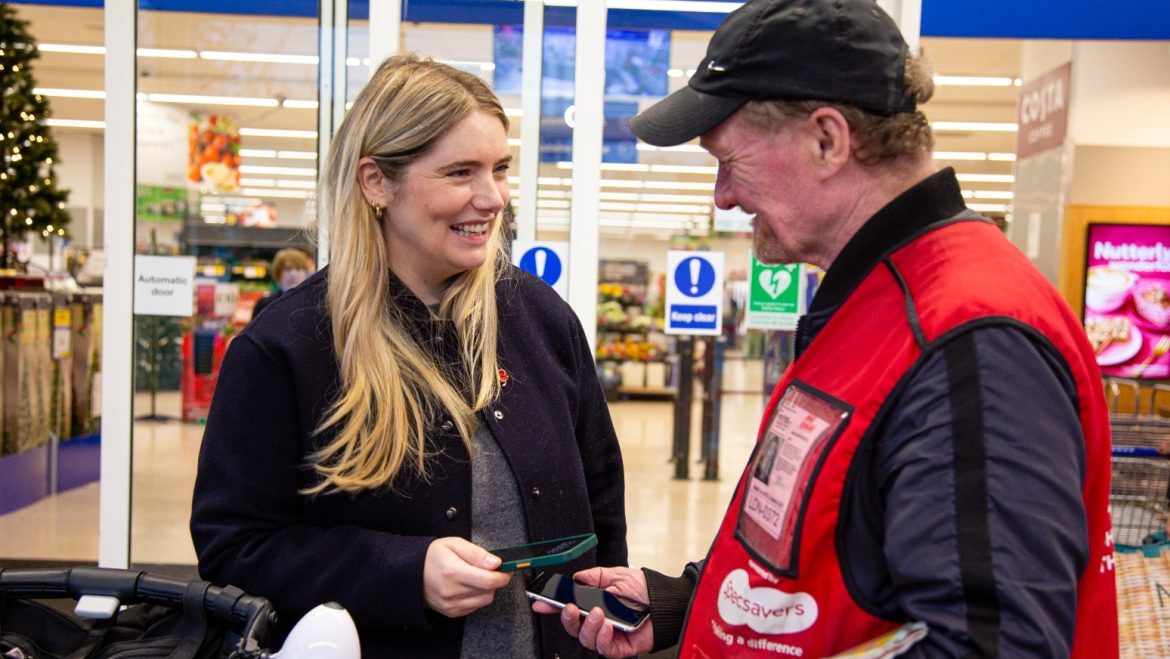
(744, 257), (805, 330)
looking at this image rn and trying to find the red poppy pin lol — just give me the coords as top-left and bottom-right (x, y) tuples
(498, 368), (509, 387)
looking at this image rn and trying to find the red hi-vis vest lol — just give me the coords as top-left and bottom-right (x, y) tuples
(679, 219), (1117, 658)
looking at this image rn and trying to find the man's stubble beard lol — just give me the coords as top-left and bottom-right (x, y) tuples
(752, 221), (789, 266)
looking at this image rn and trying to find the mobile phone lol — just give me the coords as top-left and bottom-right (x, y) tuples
(489, 533), (598, 572)
(525, 571), (650, 632)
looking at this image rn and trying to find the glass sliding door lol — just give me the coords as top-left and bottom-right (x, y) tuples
(129, 5), (323, 571)
(0, 1), (106, 567)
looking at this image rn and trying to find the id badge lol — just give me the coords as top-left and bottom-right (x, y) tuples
(736, 381), (851, 575)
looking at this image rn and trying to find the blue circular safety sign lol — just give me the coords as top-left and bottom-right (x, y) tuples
(674, 256), (716, 298)
(518, 247), (563, 286)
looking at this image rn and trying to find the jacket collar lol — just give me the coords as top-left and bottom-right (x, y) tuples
(388, 272), (445, 329)
(794, 168), (976, 357)
(810, 167), (970, 314)
(387, 272), (470, 392)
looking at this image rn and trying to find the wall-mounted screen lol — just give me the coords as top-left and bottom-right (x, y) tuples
(1083, 223), (1170, 379)
(492, 25), (670, 99)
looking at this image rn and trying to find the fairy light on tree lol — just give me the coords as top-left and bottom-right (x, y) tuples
(0, 2), (71, 269)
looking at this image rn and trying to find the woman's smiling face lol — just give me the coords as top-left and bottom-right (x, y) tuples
(379, 110), (512, 302)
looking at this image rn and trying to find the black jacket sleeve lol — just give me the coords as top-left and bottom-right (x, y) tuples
(877, 324), (1087, 657)
(643, 562), (702, 652)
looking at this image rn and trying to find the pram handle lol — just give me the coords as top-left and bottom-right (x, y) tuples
(0, 567), (275, 648)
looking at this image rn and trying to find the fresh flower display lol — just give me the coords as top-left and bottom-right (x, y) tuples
(596, 338), (667, 362)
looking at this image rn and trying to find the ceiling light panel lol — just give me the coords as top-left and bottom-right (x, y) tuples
(933, 121), (1019, 132)
(239, 128), (317, 139)
(238, 165), (316, 177)
(933, 75), (1016, 87)
(240, 187), (312, 199)
(43, 118), (105, 129)
(200, 51), (317, 65)
(137, 47), (198, 59)
(147, 93), (278, 107)
(956, 173), (1016, 183)
(34, 88), (105, 99)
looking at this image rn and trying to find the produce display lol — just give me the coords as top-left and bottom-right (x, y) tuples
(187, 113), (241, 194)
(597, 283), (658, 333)
(596, 338), (663, 362)
(596, 281), (669, 364)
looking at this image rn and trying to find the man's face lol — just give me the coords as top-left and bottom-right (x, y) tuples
(279, 268), (309, 291)
(700, 111), (820, 266)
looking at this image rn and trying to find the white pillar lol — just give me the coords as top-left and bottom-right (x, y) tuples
(316, 0), (349, 267)
(99, 0), (135, 569)
(877, 0), (922, 54)
(517, 0), (545, 243)
(368, 0), (402, 72)
(569, 0), (607, 352)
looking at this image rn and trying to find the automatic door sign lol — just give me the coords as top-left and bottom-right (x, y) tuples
(665, 251), (724, 336)
(134, 255), (196, 317)
(513, 240), (568, 299)
(744, 257), (805, 331)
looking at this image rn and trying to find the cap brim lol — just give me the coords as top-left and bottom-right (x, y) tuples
(629, 85), (748, 147)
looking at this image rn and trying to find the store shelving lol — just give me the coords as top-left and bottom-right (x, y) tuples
(595, 260), (676, 400)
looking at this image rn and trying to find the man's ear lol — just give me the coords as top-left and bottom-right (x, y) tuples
(808, 107), (851, 175)
(356, 156), (390, 205)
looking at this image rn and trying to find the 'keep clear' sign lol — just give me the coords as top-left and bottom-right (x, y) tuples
(134, 255), (196, 317)
(512, 240), (568, 299)
(665, 251), (724, 336)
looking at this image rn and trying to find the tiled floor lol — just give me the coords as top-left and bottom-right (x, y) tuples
(0, 356), (767, 577)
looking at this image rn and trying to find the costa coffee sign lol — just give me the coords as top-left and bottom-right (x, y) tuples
(1016, 63), (1071, 160)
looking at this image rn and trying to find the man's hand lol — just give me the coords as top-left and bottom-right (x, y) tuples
(423, 537), (512, 618)
(532, 566), (655, 658)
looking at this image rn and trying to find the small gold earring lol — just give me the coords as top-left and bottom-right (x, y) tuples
(370, 200), (383, 219)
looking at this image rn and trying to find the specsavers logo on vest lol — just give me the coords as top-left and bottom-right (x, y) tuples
(717, 569), (818, 634)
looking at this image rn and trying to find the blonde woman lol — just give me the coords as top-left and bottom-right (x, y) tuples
(191, 55), (628, 658)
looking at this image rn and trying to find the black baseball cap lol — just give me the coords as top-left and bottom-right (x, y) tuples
(629, 0), (915, 147)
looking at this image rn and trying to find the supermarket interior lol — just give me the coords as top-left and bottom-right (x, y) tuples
(1, 0), (1170, 654)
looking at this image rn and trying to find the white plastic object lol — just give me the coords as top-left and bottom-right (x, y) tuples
(75, 595), (120, 620)
(271, 602), (361, 659)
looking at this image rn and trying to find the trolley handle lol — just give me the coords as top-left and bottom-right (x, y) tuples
(1112, 446), (1165, 457)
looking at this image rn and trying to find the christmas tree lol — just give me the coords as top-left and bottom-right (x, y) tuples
(0, 2), (71, 269)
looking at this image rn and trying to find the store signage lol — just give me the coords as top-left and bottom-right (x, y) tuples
(513, 240), (568, 299)
(1016, 62), (1071, 160)
(744, 258), (805, 331)
(1083, 223), (1170, 380)
(137, 101), (189, 188)
(665, 250), (724, 336)
(52, 306), (72, 360)
(214, 283), (240, 318)
(134, 255), (196, 317)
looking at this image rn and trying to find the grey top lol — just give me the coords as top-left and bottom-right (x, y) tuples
(460, 418), (537, 658)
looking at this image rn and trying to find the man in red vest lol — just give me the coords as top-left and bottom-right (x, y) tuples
(536, 0), (1118, 656)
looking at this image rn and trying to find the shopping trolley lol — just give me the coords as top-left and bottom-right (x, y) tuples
(1112, 436), (1170, 658)
(1110, 417), (1170, 547)
(1104, 379), (1170, 656)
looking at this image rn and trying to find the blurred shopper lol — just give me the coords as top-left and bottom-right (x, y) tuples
(192, 54), (627, 658)
(540, 1), (1117, 657)
(250, 248), (313, 319)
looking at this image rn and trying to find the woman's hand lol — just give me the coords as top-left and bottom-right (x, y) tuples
(532, 566), (655, 658)
(423, 537), (512, 618)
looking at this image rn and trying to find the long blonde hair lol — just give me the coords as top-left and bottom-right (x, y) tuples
(309, 54), (509, 494)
